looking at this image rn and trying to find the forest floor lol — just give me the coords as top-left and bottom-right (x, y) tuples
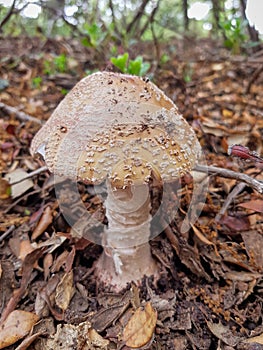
(0, 35), (263, 350)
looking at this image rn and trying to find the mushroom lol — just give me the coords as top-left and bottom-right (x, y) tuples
(30, 71), (202, 290)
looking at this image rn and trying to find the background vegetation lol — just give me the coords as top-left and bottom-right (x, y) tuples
(0, 0), (261, 64)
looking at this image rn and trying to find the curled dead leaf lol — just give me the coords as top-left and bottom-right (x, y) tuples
(191, 224), (218, 255)
(123, 302), (157, 348)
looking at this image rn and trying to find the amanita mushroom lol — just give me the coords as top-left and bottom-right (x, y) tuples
(30, 71), (202, 290)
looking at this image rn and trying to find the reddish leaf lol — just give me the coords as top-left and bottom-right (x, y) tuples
(238, 199), (263, 213)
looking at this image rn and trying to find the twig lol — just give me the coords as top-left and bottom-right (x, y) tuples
(108, 0), (121, 39)
(0, 0), (16, 30)
(215, 182), (246, 222)
(0, 102), (43, 125)
(10, 166), (48, 185)
(4, 189), (42, 213)
(0, 225), (15, 242)
(245, 63), (263, 94)
(126, 0), (150, 34)
(194, 164), (263, 194)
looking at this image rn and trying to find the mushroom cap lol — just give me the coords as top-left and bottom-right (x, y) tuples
(30, 71), (201, 187)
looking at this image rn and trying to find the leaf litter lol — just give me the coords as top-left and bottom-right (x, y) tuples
(0, 36), (263, 349)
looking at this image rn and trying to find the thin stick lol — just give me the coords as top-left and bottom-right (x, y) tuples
(0, 102), (43, 125)
(10, 166), (48, 185)
(215, 182), (246, 222)
(4, 189), (42, 213)
(194, 164), (263, 194)
(245, 63), (263, 94)
(0, 225), (15, 242)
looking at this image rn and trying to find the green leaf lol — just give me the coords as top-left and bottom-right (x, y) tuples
(128, 60), (141, 76)
(81, 37), (92, 47)
(110, 53), (129, 73)
(129, 56), (150, 76)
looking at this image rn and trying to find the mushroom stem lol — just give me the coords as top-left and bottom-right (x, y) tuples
(96, 180), (158, 289)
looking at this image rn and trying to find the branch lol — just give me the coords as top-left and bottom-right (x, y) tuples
(0, 225), (15, 243)
(108, 0), (121, 39)
(194, 164), (263, 194)
(0, 102), (43, 125)
(0, 0), (17, 30)
(9, 166), (48, 186)
(139, 0), (160, 38)
(245, 63), (263, 93)
(126, 0), (151, 34)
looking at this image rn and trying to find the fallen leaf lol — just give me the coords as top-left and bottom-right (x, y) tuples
(55, 270), (75, 311)
(241, 231), (263, 271)
(123, 302), (157, 348)
(14, 331), (43, 350)
(238, 199), (263, 213)
(191, 224), (217, 252)
(4, 168), (33, 198)
(88, 328), (109, 348)
(43, 253), (53, 280)
(0, 310), (39, 349)
(221, 214), (250, 232)
(206, 320), (242, 347)
(245, 333), (263, 344)
(19, 237), (34, 261)
(0, 248), (45, 324)
(0, 178), (11, 199)
(31, 206), (53, 240)
(91, 295), (131, 332)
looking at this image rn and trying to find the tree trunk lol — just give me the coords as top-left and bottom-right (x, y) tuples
(240, 0), (259, 42)
(211, 0), (223, 33)
(182, 0), (189, 32)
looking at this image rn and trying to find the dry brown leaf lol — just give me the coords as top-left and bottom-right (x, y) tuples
(0, 248), (45, 324)
(31, 206), (53, 240)
(50, 250), (69, 273)
(0, 310), (39, 349)
(191, 225), (219, 255)
(43, 253), (53, 280)
(221, 214), (250, 232)
(122, 302), (157, 348)
(14, 331), (43, 350)
(0, 178), (11, 199)
(206, 320), (241, 347)
(245, 333), (263, 344)
(241, 231), (263, 271)
(192, 224), (214, 246)
(55, 270), (75, 311)
(238, 199), (263, 213)
(19, 238), (34, 261)
(88, 328), (109, 348)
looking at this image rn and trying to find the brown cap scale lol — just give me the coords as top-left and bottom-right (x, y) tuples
(30, 71), (202, 290)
